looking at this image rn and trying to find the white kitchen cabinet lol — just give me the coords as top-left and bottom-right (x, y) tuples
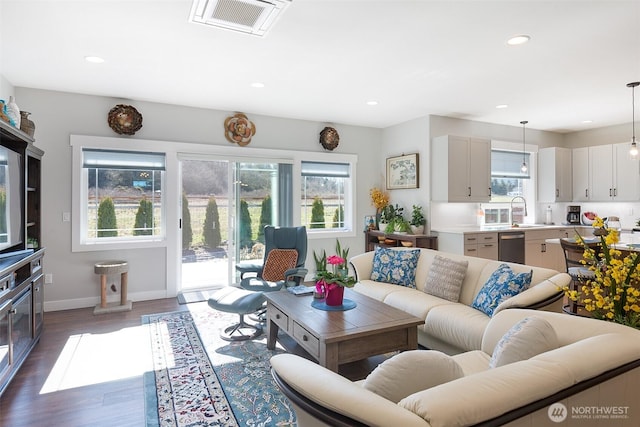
(464, 233), (498, 260)
(538, 147), (572, 202)
(572, 147), (589, 202)
(431, 135), (491, 202)
(436, 231), (498, 260)
(573, 143), (640, 202)
(524, 228), (575, 272)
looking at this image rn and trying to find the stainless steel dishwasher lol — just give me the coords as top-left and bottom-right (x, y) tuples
(498, 231), (526, 264)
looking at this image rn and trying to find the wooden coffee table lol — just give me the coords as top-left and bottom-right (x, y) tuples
(265, 288), (424, 372)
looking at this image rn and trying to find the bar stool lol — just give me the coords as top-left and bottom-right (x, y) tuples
(94, 260), (132, 314)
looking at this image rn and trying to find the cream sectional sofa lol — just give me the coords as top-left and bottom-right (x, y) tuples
(349, 247), (570, 354)
(271, 308), (640, 427)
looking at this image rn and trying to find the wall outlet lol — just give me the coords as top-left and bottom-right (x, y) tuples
(62, 212), (71, 222)
(45, 273), (53, 284)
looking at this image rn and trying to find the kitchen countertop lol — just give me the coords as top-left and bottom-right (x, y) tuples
(432, 224), (590, 234)
(546, 232), (640, 252)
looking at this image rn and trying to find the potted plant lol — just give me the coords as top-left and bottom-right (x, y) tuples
(394, 218), (411, 234)
(410, 204), (425, 235)
(379, 204), (395, 232)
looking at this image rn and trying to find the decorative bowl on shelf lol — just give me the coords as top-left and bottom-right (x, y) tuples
(384, 239), (396, 245)
(400, 241), (413, 247)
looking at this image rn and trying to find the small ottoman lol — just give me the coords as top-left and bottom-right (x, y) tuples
(208, 287), (265, 341)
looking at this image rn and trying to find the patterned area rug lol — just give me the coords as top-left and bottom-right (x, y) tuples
(143, 309), (296, 427)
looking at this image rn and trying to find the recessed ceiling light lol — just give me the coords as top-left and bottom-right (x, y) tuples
(582, 120), (593, 124)
(507, 35), (531, 46)
(495, 104), (508, 109)
(250, 82), (265, 88)
(366, 101), (378, 106)
(84, 56), (104, 64)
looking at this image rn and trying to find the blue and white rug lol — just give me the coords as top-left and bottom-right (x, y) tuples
(143, 309), (296, 427)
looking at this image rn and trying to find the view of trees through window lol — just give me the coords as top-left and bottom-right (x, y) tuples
(180, 160), (347, 263)
(87, 168), (163, 238)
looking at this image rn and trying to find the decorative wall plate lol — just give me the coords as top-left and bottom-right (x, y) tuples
(224, 113), (256, 146)
(107, 104), (143, 135)
(319, 126), (339, 151)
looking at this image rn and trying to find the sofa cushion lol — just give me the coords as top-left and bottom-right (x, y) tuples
(362, 350), (464, 403)
(489, 316), (559, 368)
(423, 304), (491, 354)
(471, 264), (532, 316)
(371, 247), (421, 288)
(424, 255), (468, 302)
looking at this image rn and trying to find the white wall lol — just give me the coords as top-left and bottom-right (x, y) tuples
(380, 116), (431, 227)
(15, 87), (382, 311)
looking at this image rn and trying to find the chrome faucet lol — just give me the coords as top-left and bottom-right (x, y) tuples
(510, 196), (528, 225)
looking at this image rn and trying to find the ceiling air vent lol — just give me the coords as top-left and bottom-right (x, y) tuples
(189, 0), (292, 37)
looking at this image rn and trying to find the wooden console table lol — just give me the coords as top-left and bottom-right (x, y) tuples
(365, 229), (438, 252)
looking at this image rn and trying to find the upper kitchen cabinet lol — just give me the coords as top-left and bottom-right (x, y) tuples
(573, 143), (639, 202)
(431, 135), (491, 202)
(538, 147), (572, 202)
(572, 147), (589, 202)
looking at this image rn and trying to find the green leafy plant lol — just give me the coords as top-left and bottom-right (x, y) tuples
(313, 249), (327, 273)
(410, 204), (425, 227)
(335, 239), (349, 269)
(394, 218), (411, 233)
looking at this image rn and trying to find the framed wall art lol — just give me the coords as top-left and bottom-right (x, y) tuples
(386, 153), (419, 189)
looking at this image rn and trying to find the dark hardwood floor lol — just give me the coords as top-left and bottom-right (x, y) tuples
(0, 297), (386, 426)
(0, 298), (188, 427)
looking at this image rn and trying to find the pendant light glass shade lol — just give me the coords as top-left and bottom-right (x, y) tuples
(520, 120), (528, 173)
(629, 82), (639, 159)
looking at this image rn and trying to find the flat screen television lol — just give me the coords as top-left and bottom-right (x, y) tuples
(0, 145), (24, 253)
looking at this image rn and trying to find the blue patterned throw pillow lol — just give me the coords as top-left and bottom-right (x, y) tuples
(371, 247), (421, 288)
(471, 264), (533, 316)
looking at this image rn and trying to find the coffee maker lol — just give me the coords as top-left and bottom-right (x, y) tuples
(567, 205), (581, 224)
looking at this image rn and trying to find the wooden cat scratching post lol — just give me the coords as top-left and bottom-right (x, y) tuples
(93, 260), (131, 314)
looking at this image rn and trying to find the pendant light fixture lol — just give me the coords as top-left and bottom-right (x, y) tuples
(628, 81), (640, 159)
(520, 120), (528, 173)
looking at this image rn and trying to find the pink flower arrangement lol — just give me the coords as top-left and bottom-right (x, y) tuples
(315, 254), (356, 294)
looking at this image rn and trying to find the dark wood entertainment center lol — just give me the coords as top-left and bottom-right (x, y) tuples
(0, 119), (44, 396)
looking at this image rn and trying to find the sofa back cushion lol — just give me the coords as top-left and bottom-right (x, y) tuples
(489, 316), (558, 368)
(423, 255), (468, 302)
(363, 350), (464, 403)
(371, 247), (421, 288)
(471, 264), (533, 316)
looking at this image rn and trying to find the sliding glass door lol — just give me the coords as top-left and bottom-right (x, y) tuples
(179, 156), (289, 291)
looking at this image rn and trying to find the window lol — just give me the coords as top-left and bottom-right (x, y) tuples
(82, 149), (165, 243)
(301, 161), (352, 232)
(486, 150), (533, 225)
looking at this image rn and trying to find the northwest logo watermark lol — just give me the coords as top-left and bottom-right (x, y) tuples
(548, 403), (630, 422)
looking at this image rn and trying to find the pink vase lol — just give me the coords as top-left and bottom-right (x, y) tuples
(325, 285), (345, 306)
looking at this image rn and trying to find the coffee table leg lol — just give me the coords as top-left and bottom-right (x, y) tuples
(320, 343), (339, 373)
(267, 318), (279, 350)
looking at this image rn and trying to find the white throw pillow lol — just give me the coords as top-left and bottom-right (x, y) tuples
(362, 350), (464, 403)
(489, 316), (559, 368)
(424, 255), (468, 302)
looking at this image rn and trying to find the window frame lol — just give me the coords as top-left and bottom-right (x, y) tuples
(295, 154), (357, 240)
(72, 142), (169, 252)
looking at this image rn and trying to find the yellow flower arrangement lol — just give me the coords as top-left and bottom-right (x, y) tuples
(564, 216), (640, 328)
(369, 187), (389, 211)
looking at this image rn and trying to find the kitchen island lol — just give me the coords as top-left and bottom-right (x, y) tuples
(432, 224), (592, 271)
